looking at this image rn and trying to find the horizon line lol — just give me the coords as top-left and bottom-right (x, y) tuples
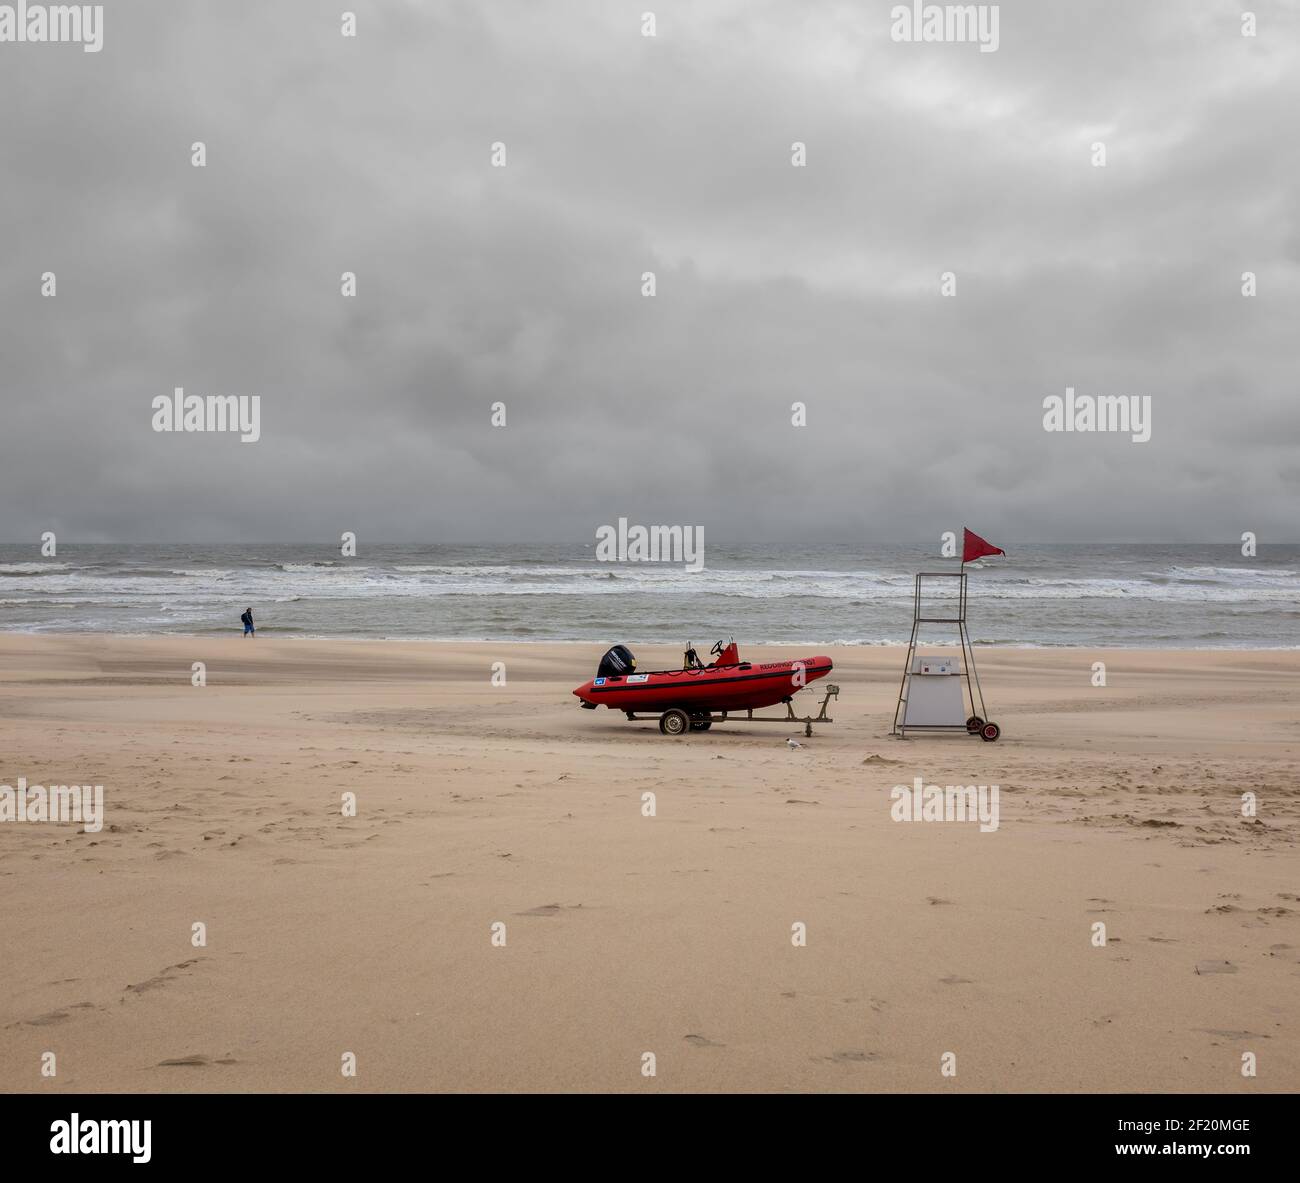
(2, 540), (1297, 549)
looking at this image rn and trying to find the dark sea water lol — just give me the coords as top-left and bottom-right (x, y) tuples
(0, 542), (1296, 648)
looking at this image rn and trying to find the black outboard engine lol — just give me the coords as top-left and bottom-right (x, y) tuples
(597, 644), (637, 679)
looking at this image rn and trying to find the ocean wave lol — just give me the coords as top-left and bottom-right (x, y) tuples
(2, 545), (1295, 647)
(0, 566), (1294, 603)
(0, 563), (70, 575)
(167, 568), (238, 579)
(1166, 565), (1296, 580)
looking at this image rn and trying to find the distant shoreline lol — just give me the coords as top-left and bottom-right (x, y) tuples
(3, 542), (1296, 648)
(0, 630), (1296, 652)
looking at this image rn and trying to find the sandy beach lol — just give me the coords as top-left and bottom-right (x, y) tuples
(1, 634), (1296, 1093)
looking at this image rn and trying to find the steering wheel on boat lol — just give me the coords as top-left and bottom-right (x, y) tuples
(710, 640), (726, 658)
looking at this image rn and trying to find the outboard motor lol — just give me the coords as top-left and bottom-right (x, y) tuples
(597, 644), (637, 679)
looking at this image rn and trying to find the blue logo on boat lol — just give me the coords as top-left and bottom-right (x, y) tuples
(594, 677), (606, 686)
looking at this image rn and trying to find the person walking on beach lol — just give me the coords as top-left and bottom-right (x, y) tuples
(241, 607), (255, 638)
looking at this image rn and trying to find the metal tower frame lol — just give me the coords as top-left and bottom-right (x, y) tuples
(891, 570), (989, 736)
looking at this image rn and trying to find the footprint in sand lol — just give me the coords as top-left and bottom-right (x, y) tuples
(515, 903), (584, 917)
(12, 1009), (69, 1028)
(684, 1034), (725, 1048)
(125, 959), (203, 996)
(155, 1055), (239, 1068)
(9, 999), (95, 1029)
(940, 975), (973, 985)
(817, 1049), (882, 1064)
(1194, 960), (1238, 975)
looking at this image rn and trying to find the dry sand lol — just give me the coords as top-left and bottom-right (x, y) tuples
(1, 634), (1297, 1093)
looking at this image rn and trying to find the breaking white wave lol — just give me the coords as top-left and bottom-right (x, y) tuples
(0, 544), (1295, 646)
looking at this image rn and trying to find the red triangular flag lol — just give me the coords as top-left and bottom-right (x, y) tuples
(962, 528), (1005, 564)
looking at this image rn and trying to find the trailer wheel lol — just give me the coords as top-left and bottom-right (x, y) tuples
(965, 715), (984, 734)
(659, 709), (690, 736)
(980, 721), (1001, 742)
(689, 715), (712, 732)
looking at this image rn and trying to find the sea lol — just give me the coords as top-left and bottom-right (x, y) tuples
(0, 542), (1296, 648)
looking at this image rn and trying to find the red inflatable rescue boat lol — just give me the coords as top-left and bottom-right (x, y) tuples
(573, 639), (834, 735)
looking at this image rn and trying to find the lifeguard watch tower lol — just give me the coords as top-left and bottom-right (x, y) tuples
(891, 569), (1000, 741)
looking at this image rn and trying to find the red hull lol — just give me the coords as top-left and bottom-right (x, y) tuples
(574, 656), (833, 713)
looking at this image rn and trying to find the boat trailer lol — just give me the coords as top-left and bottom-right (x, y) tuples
(624, 683), (840, 737)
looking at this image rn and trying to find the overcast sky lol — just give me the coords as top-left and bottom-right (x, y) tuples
(2, 0), (1296, 544)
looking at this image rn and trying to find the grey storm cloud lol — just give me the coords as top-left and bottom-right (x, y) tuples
(1, 0), (1297, 544)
